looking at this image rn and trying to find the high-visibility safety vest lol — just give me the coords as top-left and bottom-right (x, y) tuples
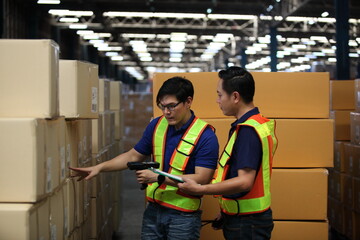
(212, 113), (277, 215)
(146, 116), (213, 212)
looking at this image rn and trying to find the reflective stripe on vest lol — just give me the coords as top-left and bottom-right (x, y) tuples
(212, 114), (277, 215)
(147, 116), (212, 212)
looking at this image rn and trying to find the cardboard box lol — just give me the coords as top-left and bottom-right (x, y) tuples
(114, 110), (124, 141)
(81, 119), (92, 163)
(59, 118), (67, 181)
(59, 60), (99, 119)
(350, 111), (360, 145)
(110, 81), (122, 110)
(103, 111), (112, 147)
(273, 119), (333, 167)
(354, 177), (360, 213)
(330, 80), (355, 110)
(66, 120), (80, 168)
(153, 72), (330, 119)
(334, 141), (347, 172)
(49, 186), (64, 240)
(330, 110), (351, 141)
(91, 196), (104, 238)
(75, 179), (85, 227)
(45, 118), (64, 194)
(0, 39), (59, 118)
(65, 178), (76, 236)
(110, 111), (116, 145)
(0, 118), (47, 202)
(328, 197), (344, 233)
(344, 207), (354, 239)
(341, 173), (353, 208)
(201, 169), (328, 221)
(204, 118), (334, 168)
(99, 79), (110, 112)
(271, 221), (328, 240)
(343, 143), (360, 177)
(0, 199), (50, 240)
(351, 145), (360, 178)
(92, 113), (104, 154)
(271, 168), (328, 220)
(328, 169), (341, 201)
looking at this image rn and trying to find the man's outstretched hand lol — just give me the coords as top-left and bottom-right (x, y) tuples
(69, 166), (99, 181)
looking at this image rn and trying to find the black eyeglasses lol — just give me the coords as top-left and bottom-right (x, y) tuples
(157, 101), (182, 112)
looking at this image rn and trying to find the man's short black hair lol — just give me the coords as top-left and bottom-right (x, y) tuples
(218, 66), (255, 104)
(156, 76), (194, 105)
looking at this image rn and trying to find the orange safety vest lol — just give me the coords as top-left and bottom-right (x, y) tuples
(212, 114), (277, 215)
(146, 116), (213, 212)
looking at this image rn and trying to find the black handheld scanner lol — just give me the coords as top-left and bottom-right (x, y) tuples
(127, 162), (160, 190)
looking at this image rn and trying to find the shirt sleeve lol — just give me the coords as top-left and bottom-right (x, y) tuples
(133, 118), (158, 156)
(191, 126), (219, 170)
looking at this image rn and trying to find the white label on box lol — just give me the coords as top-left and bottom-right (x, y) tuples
(60, 146), (65, 180)
(357, 91), (360, 107)
(47, 157), (52, 193)
(92, 87), (98, 113)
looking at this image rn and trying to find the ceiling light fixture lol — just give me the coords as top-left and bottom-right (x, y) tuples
(38, 0), (60, 4)
(321, 12), (329, 18)
(49, 9), (94, 17)
(104, 12), (205, 19)
(59, 17), (79, 23)
(69, 24), (88, 29)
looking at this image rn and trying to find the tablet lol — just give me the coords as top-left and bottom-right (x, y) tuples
(151, 169), (185, 183)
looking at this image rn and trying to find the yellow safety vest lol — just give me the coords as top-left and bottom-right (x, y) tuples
(212, 114), (277, 215)
(146, 116), (213, 212)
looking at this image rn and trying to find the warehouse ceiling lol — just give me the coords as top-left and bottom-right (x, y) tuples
(24, 0), (360, 80)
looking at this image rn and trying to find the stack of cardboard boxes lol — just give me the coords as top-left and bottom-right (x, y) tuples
(329, 79), (360, 239)
(0, 39), (66, 240)
(152, 72), (332, 240)
(60, 59), (99, 239)
(88, 77), (124, 239)
(0, 40), (124, 239)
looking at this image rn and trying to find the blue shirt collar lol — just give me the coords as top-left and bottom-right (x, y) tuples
(231, 107), (260, 128)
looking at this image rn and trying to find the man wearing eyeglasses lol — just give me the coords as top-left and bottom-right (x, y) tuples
(178, 67), (278, 240)
(70, 76), (219, 240)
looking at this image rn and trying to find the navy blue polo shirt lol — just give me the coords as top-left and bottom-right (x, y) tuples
(224, 107), (262, 199)
(134, 111), (219, 173)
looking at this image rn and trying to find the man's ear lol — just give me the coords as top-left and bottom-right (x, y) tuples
(232, 91), (241, 103)
(185, 96), (193, 108)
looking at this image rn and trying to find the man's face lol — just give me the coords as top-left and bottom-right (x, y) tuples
(216, 78), (233, 116)
(158, 95), (188, 126)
